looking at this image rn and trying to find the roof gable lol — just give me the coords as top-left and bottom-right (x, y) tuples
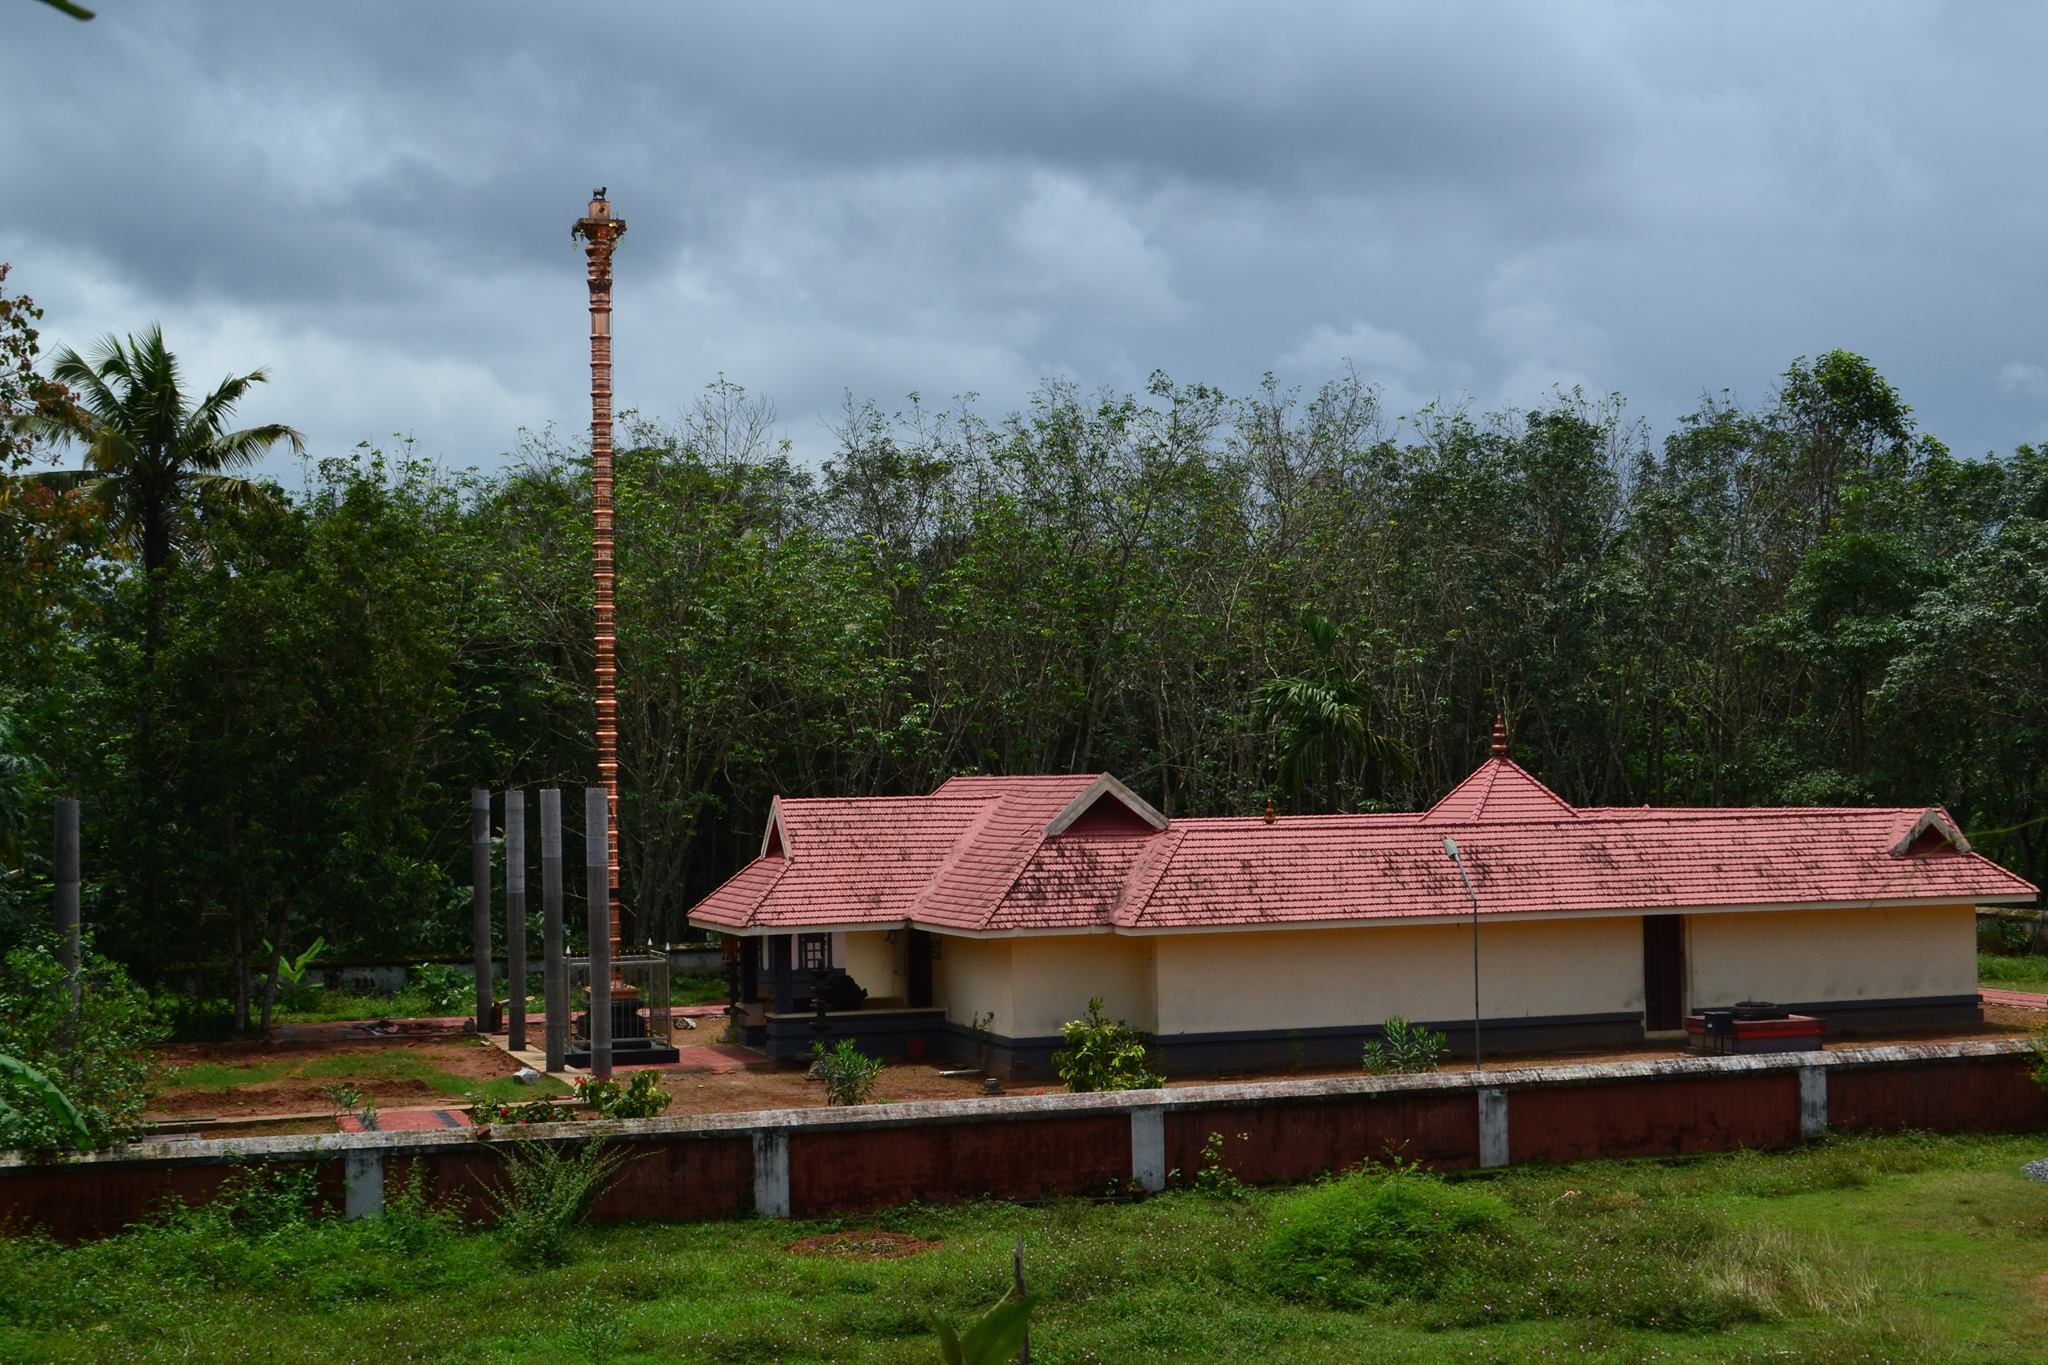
(1420, 757), (1578, 823)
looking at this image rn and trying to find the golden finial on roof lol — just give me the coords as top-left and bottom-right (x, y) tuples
(1263, 798), (1277, 825)
(1490, 714), (1508, 758)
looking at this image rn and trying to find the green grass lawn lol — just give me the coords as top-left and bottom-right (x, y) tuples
(1982, 951), (2048, 995)
(1, 1131), (2044, 1362)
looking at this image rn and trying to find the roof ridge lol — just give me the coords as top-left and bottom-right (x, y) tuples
(738, 857), (790, 929)
(904, 795), (1009, 922)
(1112, 826), (1186, 928)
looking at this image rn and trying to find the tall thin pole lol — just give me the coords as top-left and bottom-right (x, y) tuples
(505, 789), (527, 1052)
(55, 798), (80, 1017)
(585, 786), (613, 1079)
(572, 191), (627, 956)
(541, 787), (567, 1072)
(1444, 836), (1483, 1072)
(471, 788), (492, 1029)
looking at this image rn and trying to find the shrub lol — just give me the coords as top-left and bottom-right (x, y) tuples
(1260, 1164), (1510, 1306)
(1361, 1016), (1448, 1074)
(574, 1070), (671, 1120)
(1052, 997), (1162, 1092)
(811, 1038), (883, 1106)
(409, 963), (473, 1014)
(0, 941), (165, 1154)
(488, 1139), (630, 1267)
(468, 1091), (572, 1125)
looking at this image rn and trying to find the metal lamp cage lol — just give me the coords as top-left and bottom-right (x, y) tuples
(568, 953), (673, 1044)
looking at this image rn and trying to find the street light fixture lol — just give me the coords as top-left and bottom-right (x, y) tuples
(1443, 835), (1483, 1072)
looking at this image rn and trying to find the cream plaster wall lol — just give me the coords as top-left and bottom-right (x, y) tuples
(935, 936), (1015, 1035)
(1685, 905), (1976, 1007)
(1149, 917), (1644, 1036)
(1006, 936), (1154, 1036)
(839, 931), (902, 1003)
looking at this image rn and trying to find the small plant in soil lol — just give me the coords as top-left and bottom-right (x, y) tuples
(811, 1038), (884, 1105)
(1052, 997), (1162, 1092)
(574, 1069), (672, 1119)
(1361, 1016), (1448, 1074)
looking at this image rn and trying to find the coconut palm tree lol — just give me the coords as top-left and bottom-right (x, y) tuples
(33, 326), (303, 662)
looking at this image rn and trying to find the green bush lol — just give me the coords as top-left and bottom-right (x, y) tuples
(488, 1139), (630, 1267)
(0, 941), (165, 1154)
(1052, 997), (1162, 1092)
(1260, 1164), (1510, 1306)
(409, 963), (473, 1014)
(811, 1038), (883, 1106)
(1361, 1016), (1448, 1074)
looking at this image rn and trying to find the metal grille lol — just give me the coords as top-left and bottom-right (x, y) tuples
(568, 952), (673, 1044)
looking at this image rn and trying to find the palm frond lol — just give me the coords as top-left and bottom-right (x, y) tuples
(0, 1052), (91, 1150)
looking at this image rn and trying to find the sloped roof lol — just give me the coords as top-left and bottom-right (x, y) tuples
(688, 759), (2039, 936)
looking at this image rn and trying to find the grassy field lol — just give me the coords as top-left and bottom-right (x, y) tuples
(0, 1132), (2044, 1362)
(1982, 952), (2048, 995)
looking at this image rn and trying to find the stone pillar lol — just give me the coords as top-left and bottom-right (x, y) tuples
(505, 789), (527, 1052)
(470, 789), (492, 1029)
(541, 788), (567, 1072)
(585, 787), (612, 1078)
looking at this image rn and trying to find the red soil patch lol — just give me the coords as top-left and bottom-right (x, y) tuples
(787, 1230), (940, 1259)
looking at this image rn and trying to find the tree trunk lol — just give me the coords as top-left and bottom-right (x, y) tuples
(257, 900), (290, 1037)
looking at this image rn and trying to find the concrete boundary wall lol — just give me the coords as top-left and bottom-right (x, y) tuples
(2, 1040), (2040, 1241)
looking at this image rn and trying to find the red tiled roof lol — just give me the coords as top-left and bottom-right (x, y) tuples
(687, 759), (2039, 936)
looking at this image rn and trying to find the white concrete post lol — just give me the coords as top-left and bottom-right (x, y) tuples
(1799, 1065), (1828, 1138)
(343, 1149), (385, 1220)
(753, 1129), (790, 1218)
(1130, 1106), (1166, 1193)
(1477, 1087), (1510, 1169)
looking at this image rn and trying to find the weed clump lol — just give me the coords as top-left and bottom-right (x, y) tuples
(488, 1139), (630, 1267)
(1259, 1163), (1509, 1306)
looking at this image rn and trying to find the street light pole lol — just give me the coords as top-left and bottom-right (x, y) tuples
(1443, 836), (1482, 1072)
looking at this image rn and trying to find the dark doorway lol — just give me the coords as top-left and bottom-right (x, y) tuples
(1642, 915), (1686, 1031)
(907, 929), (934, 1008)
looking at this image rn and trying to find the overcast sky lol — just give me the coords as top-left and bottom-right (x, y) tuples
(5, 2), (2046, 479)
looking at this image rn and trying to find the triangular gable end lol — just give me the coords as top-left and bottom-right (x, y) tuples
(1044, 774), (1169, 837)
(760, 800), (789, 859)
(1891, 808), (1972, 857)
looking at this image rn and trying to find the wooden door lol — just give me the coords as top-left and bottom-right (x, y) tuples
(1642, 915), (1686, 1031)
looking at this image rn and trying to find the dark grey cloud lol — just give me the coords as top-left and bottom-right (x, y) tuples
(3, 1), (2045, 475)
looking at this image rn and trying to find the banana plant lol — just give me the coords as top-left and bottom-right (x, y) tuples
(0, 1052), (90, 1150)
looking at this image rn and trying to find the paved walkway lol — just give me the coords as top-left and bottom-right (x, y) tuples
(1981, 987), (2048, 1011)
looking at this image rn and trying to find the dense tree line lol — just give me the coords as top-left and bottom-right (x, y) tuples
(3, 267), (2044, 1016)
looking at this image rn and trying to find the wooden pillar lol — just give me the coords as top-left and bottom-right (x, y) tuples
(55, 798), (80, 1015)
(541, 788), (567, 1072)
(584, 786), (612, 1078)
(504, 789), (527, 1052)
(470, 788), (492, 1030)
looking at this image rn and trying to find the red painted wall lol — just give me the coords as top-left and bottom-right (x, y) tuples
(1508, 1073), (1802, 1163)
(1828, 1059), (2048, 1134)
(786, 1115), (1127, 1216)
(1163, 1091), (1478, 1184)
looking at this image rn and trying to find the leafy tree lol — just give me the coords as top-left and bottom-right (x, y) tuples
(0, 941), (163, 1153)
(1253, 610), (1409, 810)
